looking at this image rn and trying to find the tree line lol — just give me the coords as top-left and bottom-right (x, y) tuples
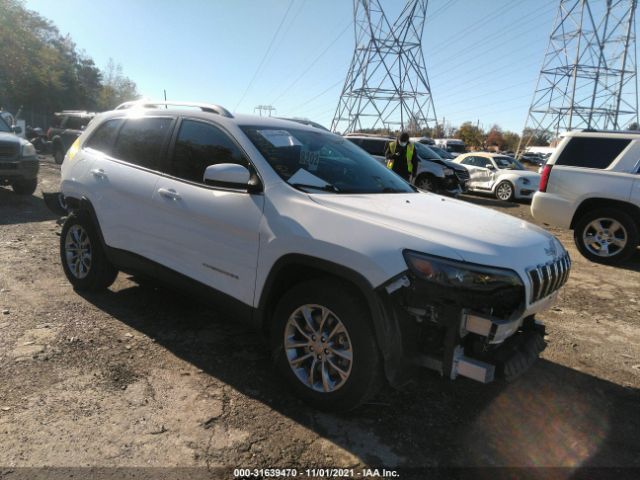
(355, 122), (552, 152)
(0, 0), (139, 126)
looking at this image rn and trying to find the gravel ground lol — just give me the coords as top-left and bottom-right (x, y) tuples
(0, 156), (639, 478)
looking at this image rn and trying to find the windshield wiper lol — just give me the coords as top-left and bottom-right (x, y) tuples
(290, 182), (340, 193)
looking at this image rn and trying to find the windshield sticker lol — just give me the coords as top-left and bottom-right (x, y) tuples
(257, 129), (302, 148)
(300, 150), (320, 171)
(287, 168), (328, 187)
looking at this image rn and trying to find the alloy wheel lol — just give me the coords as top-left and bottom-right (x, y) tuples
(582, 217), (628, 257)
(496, 182), (513, 200)
(65, 225), (92, 279)
(284, 304), (353, 393)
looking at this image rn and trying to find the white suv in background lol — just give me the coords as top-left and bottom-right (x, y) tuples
(58, 101), (569, 411)
(532, 130), (640, 264)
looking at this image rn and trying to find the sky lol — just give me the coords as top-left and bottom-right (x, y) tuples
(24, 0), (561, 133)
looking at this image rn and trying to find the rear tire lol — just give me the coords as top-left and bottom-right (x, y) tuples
(11, 178), (37, 195)
(60, 212), (118, 291)
(574, 208), (639, 264)
(270, 278), (383, 411)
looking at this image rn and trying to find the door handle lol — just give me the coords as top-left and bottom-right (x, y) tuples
(158, 187), (181, 200)
(90, 168), (107, 179)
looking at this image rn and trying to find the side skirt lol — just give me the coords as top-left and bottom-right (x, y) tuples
(105, 246), (256, 327)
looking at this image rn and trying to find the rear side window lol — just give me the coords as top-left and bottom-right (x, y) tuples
(66, 116), (91, 130)
(361, 139), (387, 156)
(85, 119), (122, 155)
(556, 137), (630, 169)
(113, 117), (173, 170)
(169, 120), (248, 184)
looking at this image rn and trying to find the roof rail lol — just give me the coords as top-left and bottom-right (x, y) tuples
(344, 132), (395, 139)
(114, 100), (233, 118)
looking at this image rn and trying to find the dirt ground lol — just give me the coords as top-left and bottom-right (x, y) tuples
(1, 156), (639, 478)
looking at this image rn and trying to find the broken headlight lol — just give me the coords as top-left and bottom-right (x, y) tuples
(403, 250), (523, 293)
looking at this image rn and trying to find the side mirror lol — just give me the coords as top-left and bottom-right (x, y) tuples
(11, 125), (22, 134)
(485, 163), (495, 170)
(203, 163), (261, 192)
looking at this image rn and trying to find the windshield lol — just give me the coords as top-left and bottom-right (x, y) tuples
(0, 116), (10, 133)
(431, 146), (454, 159)
(494, 156), (524, 170)
(241, 126), (415, 194)
(414, 142), (441, 160)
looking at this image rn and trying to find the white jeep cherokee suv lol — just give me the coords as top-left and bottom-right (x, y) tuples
(532, 130), (640, 264)
(59, 101), (570, 411)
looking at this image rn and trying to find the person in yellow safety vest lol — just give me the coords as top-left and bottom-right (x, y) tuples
(385, 132), (417, 182)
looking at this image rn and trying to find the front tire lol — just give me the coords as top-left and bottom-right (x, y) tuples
(60, 212), (118, 291)
(495, 180), (514, 201)
(11, 178), (37, 195)
(270, 279), (383, 411)
(574, 208), (639, 264)
(415, 174), (436, 192)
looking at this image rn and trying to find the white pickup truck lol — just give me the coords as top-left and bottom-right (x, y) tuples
(532, 130), (640, 264)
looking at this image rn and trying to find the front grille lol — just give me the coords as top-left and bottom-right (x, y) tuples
(0, 142), (18, 160)
(527, 254), (571, 303)
(0, 162), (18, 170)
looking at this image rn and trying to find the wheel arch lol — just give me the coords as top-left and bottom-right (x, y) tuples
(63, 196), (108, 249)
(255, 254), (404, 386)
(570, 198), (640, 230)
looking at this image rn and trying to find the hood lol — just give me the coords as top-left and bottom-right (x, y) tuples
(0, 132), (21, 144)
(310, 192), (561, 272)
(434, 158), (467, 171)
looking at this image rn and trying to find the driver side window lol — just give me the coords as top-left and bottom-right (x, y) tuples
(169, 120), (248, 184)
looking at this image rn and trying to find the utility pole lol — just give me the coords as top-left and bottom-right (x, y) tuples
(331, 0), (437, 134)
(254, 105), (276, 117)
(518, 0), (638, 154)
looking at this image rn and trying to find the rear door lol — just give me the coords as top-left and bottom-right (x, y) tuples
(147, 118), (264, 306)
(86, 115), (175, 259)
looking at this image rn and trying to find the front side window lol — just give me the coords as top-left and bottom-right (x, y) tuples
(85, 119), (122, 155)
(241, 126), (414, 194)
(169, 120), (248, 184)
(113, 117), (173, 170)
(493, 156), (523, 170)
(0, 116), (9, 133)
(361, 139), (387, 156)
(556, 137), (631, 169)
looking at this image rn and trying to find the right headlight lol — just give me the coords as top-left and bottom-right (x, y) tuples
(21, 143), (36, 157)
(403, 250), (523, 293)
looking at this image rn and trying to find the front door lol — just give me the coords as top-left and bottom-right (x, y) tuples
(148, 119), (264, 306)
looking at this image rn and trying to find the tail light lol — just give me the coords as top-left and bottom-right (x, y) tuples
(46, 128), (52, 140)
(539, 164), (552, 192)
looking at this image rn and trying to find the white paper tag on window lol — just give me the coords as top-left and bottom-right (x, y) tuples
(300, 150), (320, 171)
(257, 129), (302, 148)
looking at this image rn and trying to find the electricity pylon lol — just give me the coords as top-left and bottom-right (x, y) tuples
(331, 0), (437, 134)
(520, 0), (638, 149)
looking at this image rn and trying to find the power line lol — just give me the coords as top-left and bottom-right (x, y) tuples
(270, 21), (353, 106)
(233, 0), (295, 112)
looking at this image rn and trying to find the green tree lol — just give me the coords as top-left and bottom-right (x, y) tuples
(502, 131), (521, 152)
(97, 59), (140, 111)
(0, 0), (138, 120)
(455, 122), (485, 149)
(522, 128), (551, 146)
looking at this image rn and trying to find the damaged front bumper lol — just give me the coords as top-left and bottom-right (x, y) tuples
(377, 270), (550, 387)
